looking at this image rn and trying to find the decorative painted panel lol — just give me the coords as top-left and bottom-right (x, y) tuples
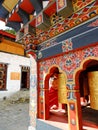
(34, 0), (98, 44)
(38, 44), (98, 87)
(56, 0), (73, 18)
(37, 16), (98, 59)
(73, 0), (95, 12)
(29, 55), (37, 128)
(24, 24), (36, 36)
(36, 12), (51, 30)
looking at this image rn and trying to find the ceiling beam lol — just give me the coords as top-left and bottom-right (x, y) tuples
(30, 0), (43, 14)
(6, 21), (21, 32)
(17, 8), (30, 25)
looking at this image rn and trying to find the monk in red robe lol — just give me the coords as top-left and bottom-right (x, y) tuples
(49, 73), (59, 110)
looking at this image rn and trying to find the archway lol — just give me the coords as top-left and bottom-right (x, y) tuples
(44, 66), (68, 125)
(75, 58), (98, 129)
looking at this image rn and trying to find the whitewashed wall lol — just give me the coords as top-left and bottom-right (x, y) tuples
(0, 52), (30, 99)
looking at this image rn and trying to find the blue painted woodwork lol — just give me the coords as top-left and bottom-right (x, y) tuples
(37, 17), (98, 60)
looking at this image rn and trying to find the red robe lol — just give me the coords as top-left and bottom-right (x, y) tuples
(49, 87), (58, 109)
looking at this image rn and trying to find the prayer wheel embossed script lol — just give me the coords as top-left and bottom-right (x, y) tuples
(88, 71), (98, 110)
(58, 73), (67, 103)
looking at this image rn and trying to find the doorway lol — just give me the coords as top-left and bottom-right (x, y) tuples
(78, 59), (98, 129)
(21, 66), (30, 89)
(44, 66), (68, 127)
(21, 71), (28, 89)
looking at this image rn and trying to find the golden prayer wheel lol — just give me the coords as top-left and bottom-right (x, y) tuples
(58, 73), (67, 103)
(82, 72), (89, 96)
(88, 71), (98, 110)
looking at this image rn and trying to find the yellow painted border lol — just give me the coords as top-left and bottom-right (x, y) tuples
(73, 56), (98, 82)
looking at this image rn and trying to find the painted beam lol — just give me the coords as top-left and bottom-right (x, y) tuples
(6, 21), (21, 32)
(30, 0), (43, 14)
(17, 8), (29, 25)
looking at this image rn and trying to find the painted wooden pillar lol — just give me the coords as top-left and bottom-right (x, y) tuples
(38, 89), (45, 119)
(37, 66), (45, 119)
(28, 54), (37, 130)
(38, 75), (49, 120)
(67, 82), (82, 130)
(44, 77), (50, 119)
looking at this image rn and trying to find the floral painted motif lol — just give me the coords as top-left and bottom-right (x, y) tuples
(35, 0), (97, 47)
(93, 45), (98, 56)
(73, 0), (95, 12)
(38, 45), (98, 82)
(88, 19), (98, 27)
(29, 56), (37, 128)
(84, 48), (94, 57)
(36, 13), (43, 26)
(62, 39), (73, 52)
(24, 0), (97, 49)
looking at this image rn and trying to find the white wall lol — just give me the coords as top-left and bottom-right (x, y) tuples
(0, 52), (30, 99)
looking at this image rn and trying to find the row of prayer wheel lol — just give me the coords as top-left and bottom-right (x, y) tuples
(88, 71), (98, 110)
(57, 71), (98, 110)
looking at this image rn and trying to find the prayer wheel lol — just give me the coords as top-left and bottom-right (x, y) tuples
(58, 73), (67, 103)
(88, 71), (98, 110)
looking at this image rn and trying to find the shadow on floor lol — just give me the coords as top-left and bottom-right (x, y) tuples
(82, 105), (98, 129)
(49, 109), (68, 123)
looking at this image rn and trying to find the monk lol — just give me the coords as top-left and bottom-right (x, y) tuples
(49, 73), (59, 110)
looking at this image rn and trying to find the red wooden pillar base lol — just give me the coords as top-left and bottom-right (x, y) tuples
(38, 89), (49, 120)
(68, 91), (82, 130)
(38, 91), (45, 119)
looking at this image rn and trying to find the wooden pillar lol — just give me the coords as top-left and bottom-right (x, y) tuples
(28, 53), (37, 130)
(38, 89), (45, 119)
(67, 83), (82, 130)
(38, 88), (49, 120)
(44, 88), (49, 119)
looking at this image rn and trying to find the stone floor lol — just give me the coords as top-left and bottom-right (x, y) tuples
(38, 106), (98, 130)
(0, 90), (29, 130)
(0, 90), (98, 130)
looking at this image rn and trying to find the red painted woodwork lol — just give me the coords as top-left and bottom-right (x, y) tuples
(8, 11), (22, 22)
(44, 75), (50, 119)
(19, 0), (34, 14)
(44, 88), (49, 119)
(44, 2), (56, 16)
(39, 97), (44, 119)
(68, 92), (82, 130)
(30, 18), (36, 27)
(0, 30), (15, 39)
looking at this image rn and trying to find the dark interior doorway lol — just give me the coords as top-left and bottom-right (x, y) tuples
(21, 66), (30, 89)
(21, 71), (28, 89)
(79, 60), (98, 129)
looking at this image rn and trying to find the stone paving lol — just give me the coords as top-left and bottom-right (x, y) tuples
(0, 90), (29, 130)
(0, 90), (98, 130)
